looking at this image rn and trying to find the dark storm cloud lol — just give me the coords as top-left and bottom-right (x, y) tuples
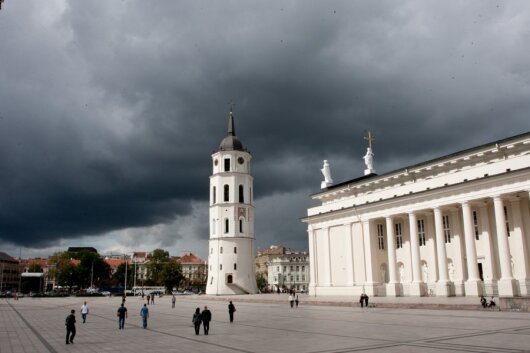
(0, 1), (529, 252)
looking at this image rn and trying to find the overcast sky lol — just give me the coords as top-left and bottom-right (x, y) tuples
(1, 1), (529, 260)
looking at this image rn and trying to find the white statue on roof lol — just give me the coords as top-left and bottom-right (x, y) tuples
(363, 131), (376, 175)
(320, 160), (333, 189)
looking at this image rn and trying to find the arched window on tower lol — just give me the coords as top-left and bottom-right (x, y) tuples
(239, 219), (244, 233)
(239, 185), (244, 203)
(212, 186), (216, 204)
(224, 185), (229, 202)
(224, 219), (229, 233)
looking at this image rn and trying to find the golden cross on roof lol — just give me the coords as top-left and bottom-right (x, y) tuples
(364, 131), (375, 149)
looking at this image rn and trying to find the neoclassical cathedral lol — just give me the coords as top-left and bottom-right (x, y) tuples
(206, 110), (258, 295)
(303, 132), (530, 297)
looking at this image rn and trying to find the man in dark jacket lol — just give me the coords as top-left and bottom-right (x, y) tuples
(228, 301), (236, 322)
(65, 309), (76, 344)
(202, 306), (212, 335)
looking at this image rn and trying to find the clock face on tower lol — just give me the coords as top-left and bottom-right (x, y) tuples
(238, 157), (244, 165)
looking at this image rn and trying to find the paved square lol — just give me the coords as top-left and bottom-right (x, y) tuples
(1, 295), (530, 353)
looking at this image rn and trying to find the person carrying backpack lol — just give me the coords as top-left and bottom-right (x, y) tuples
(192, 307), (202, 335)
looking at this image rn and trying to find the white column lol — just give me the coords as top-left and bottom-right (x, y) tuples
(327, 227), (333, 287)
(385, 216), (400, 296)
(362, 220), (377, 296)
(461, 201), (483, 296)
(308, 226), (317, 296)
(345, 223), (355, 286)
(510, 199), (530, 296)
(493, 196), (517, 297)
(479, 205), (497, 283)
(408, 212), (423, 296)
(434, 207), (452, 296)
(322, 227), (331, 286)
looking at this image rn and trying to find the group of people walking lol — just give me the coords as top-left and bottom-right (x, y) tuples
(192, 301), (236, 335)
(65, 297), (238, 342)
(359, 293), (369, 308)
(64, 301), (90, 344)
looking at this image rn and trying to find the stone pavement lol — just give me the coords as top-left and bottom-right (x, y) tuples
(1, 294), (530, 353)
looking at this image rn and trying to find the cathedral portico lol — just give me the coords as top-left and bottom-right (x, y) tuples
(304, 132), (530, 298)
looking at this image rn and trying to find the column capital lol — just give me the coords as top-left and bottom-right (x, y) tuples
(433, 206), (443, 214)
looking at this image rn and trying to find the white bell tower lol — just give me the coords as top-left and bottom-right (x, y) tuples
(206, 109), (258, 295)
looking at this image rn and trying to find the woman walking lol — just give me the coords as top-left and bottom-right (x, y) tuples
(192, 307), (202, 335)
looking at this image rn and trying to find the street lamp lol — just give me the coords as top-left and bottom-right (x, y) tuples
(90, 260), (94, 289)
(124, 254), (128, 296)
(133, 255), (137, 291)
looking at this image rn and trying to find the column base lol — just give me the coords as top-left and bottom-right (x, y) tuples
(498, 278), (518, 297)
(435, 281), (454, 297)
(464, 279), (483, 297)
(308, 284), (317, 297)
(361, 283), (378, 296)
(408, 282), (424, 296)
(386, 283), (401, 297)
(517, 278), (530, 296)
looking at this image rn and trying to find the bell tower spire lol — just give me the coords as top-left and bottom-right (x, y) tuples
(228, 108), (236, 136)
(207, 108), (258, 295)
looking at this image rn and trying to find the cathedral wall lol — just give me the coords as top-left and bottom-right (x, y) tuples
(329, 225), (348, 286)
(315, 228), (330, 286)
(352, 222), (367, 285)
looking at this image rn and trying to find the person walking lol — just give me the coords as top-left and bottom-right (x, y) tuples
(295, 295), (299, 308)
(289, 294), (294, 308)
(140, 304), (149, 329)
(80, 301), (89, 323)
(117, 303), (128, 329)
(151, 293), (155, 305)
(146, 294), (150, 305)
(172, 294), (176, 309)
(192, 308), (202, 335)
(228, 301), (236, 323)
(65, 309), (76, 344)
(202, 306), (212, 335)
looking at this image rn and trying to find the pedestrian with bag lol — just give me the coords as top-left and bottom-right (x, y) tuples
(117, 303), (128, 329)
(192, 307), (202, 335)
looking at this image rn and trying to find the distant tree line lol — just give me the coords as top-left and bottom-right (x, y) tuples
(48, 248), (183, 293)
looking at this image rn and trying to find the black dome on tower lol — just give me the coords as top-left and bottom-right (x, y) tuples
(219, 110), (245, 151)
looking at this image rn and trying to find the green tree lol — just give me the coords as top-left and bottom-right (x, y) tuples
(48, 251), (74, 289)
(75, 250), (111, 288)
(146, 249), (170, 285)
(56, 263), (80, 292)
(160, 260), (183, 292)
(256, 273), (267, 291)
(112, 263), (135, 288)
(28, 263), (43, 272)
